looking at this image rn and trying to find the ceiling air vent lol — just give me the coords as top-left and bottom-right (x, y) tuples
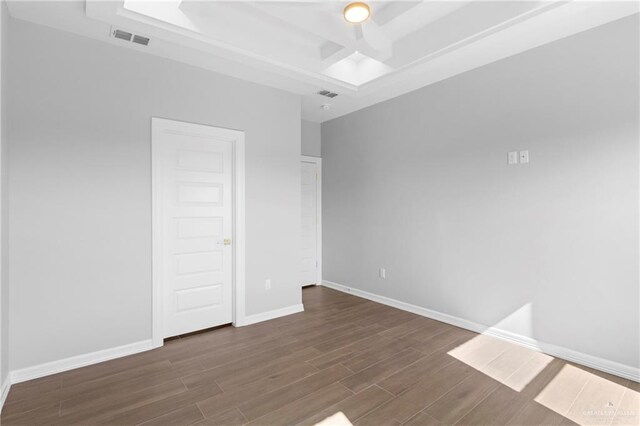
(132, 35), (150, 46)
(113, 29), (132, 42)
(317, 90), (338, 98)
(111, 27), (150, 47)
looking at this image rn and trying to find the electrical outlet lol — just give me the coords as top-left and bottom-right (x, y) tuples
(379, 268), (386, 279)
(519, 150), (529, 164)
(508, 151), (518, 165)
(265, 279), (271, 290)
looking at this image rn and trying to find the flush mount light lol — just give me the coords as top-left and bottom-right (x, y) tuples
(344, 2), (370, 24)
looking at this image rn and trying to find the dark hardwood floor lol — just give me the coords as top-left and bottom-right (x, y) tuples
(2, 286), (638, 425)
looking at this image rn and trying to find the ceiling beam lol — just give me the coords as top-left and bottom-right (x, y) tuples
(247, 2), (356, 47)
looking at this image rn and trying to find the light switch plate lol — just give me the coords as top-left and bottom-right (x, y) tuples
(508, 151), (518, 165)
(519, 150), (529, 164)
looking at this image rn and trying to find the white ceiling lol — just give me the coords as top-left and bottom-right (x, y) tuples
(7, 1), (639, 122)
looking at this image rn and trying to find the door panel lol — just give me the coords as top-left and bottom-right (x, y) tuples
(301, 161), (318, 286)
(156, 124), (233, 338)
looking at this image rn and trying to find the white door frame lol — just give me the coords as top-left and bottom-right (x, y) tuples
(301, 155), (322, 286)
(151, 118), (246, 348)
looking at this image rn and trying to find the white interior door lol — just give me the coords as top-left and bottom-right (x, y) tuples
(155, 120), (234, 338)
(301, 160), (319, 286)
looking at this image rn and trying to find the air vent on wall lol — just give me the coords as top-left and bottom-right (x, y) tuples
(132, 35), (150, 46)
(317, 90), (339, 98)
(113, 29), (132, 42)
(111, 27), (150, 47)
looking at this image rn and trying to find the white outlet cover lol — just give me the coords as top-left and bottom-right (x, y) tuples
(508, 151), (518, 165)
(519, 150), (530, 164)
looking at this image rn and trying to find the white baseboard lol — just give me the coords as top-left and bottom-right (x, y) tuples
(6, 302), (302, 389)
(0, 378), (11, 414)
(1, 304), (301, 410)
(10, 339), (154, 385)
(322, 280), (640, 383)
(237, 303), (304, 327)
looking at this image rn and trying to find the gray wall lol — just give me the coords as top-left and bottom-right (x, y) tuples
(6, 17), (302, 370)
(0, 0), (8, 386)
(301, 119), (321, 157)
(322, 16), (639, 368)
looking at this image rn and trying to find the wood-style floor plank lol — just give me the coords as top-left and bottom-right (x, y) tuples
(355, 360), (476, 425)
(137, 404), (204, 426)
(340, 348), (426, 393)
(423, 371), (500, 424)
(192, 408), (246, 426)
(298, 385), (395, 426)
(244, 382), (353, 426)
(236, 364), (352, 421)
(3, 286), (637, 426)
(403, 411), (444, 426)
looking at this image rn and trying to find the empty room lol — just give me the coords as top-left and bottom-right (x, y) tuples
(0, 0), (638, 425)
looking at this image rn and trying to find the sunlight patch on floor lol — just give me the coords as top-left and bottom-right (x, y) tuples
(314, 411), (354, 426)
(535, 364), (639, 426)
(447, 333), (639, 425)
(448, 334), (553, 391)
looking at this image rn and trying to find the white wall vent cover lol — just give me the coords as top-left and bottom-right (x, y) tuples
(317, 90), (338, 98)
(113, 29), (132, 42)
(111, 27), (150, 46)
(132, 35), (150, 46)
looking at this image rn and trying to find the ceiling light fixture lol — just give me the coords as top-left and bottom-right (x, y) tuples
(344, 2), (370, 24)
